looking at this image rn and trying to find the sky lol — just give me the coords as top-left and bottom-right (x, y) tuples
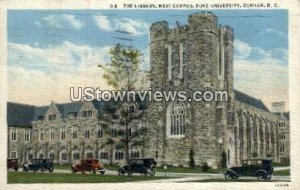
(7, 9), (289, 110)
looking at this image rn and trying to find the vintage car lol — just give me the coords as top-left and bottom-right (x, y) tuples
(118, 158), (156, 176)
(7, 159), (19, 171)
(23, 159), (54, 172)
(71, 159), (105, 174)
(224, 158), (274, 180)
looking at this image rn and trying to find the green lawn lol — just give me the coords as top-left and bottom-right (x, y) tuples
(273, 169), (290, 176)
(8, 172), (170, 183)
(53, 163), (120, 171)
(53, 164), (70, 170)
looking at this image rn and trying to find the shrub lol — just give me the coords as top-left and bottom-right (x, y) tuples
(202, 162), (209, 172)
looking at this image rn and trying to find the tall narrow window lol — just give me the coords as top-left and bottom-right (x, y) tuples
(85, 129), (90, 139)
(167, 44), (172, 80)
(179, 41), (188, 79)
(61, 128), (66, 140)
(11, 128), (17, 142)
(24, 128), (30, 142)
(72, 128), (78, 139)
(39, 129), (44, 142)
(171, 47), (177, 80)
(50, 128), (55, 141)
(97, 127), (103, 138)
(111, 128), (117, 137)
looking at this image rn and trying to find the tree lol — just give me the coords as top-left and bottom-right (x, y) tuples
(98, 44), (148, 168)
(189, 148), (195, 168)
(98, 43), (146, 91)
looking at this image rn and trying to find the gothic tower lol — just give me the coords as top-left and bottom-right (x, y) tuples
(146, 12), (234, 168)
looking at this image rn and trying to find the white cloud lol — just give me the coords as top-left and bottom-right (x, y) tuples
(234, 39), (252, 59)
(259, 28), (287, 38)
(9, 41), (110, 70)
(8, 42), (112, 105)
(93, 14), (112, 32)
(37, 14), (84, 30)
(93, 13), (148, 36)
(234, 39), (289, 110)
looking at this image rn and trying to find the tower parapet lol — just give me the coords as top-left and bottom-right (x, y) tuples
(150, 21), (169, 42)
(188, 12), (218, 34)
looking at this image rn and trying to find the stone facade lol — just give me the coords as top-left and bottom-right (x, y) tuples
(7, 12), (290, 168)
(145, 12), (289, 168)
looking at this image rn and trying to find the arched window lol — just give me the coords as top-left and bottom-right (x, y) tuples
(48, 150), (55, 159)
(115, 151), (124, 160)
(38, 149), (44, 159)
(167, 103), (186, 137)
(72, 151), (80, 160)
(280, 146), (285, 153)
(100, 152), (108, 160)
(60, 149), (67, 161)
(27, 149), (34, 161)
(131, 150), (140, 158)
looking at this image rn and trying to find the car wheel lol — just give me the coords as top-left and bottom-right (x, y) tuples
(224, 171), (234, 180)
(100, 171), (105, 175)
(118, 169), (125, 176)
(148, 169), (155, 176)
(256, 172), (266, 180)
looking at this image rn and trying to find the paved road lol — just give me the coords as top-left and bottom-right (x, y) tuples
(16, 166), (290, 182)
(50, 168), (290, 182)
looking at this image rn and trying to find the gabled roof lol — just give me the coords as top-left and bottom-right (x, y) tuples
(274, 112), (290, 121)
(283, 112), (290, 120)
(7, 102), (35, 127)
(33, 106), (48, 121)
(56, 102), (84, 118)
(234, 90), (269, 112)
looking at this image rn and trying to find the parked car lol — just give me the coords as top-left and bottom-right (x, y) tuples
(118, 158), (156, 176)
(224, 158), (274, 180)
(71, 159), (105, 174)
(23, 159), (54, 172)
(7, 159), (19, 171)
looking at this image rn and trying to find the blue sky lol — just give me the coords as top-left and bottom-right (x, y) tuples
(7, 9), (289, 109)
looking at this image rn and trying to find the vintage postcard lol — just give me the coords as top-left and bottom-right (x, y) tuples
(0, 0), (299, 189)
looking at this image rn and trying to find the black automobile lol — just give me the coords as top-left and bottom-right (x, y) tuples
(224, 158), (274, 180)
(23, 159), (54, 173)
(7, 159), (19, 171)
(118, 158), (156, 176)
